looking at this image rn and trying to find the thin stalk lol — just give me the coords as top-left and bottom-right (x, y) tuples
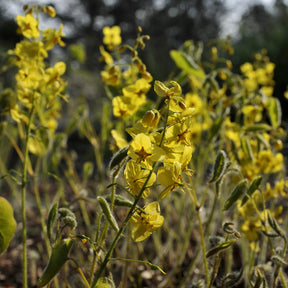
(91, 162), (157, 287)
(21, 97), (36, 288)
(89, 176), (116, 284)
(196, 209), (210, 286)
(70, 258), (90, 288)
(187, 181), (210, 286)
(91, 98), (171, 287)
(209, 253), (222, 288)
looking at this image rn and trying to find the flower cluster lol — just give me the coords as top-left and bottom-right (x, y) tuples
(6, 5), (67, 155)
(107, 39), (286, 248)
(100, 26), (153, 119)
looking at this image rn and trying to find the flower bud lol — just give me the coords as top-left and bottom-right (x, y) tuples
(142, 72), (153, 82)
(47, 6), (56, 17)
(274, 139), (283, 150)
(226, 60), (233, 70)
(178, 100), (187, 110)
(142, 110), (160, 129)
(140, 64), (146, 74)
(131, 50), (138, 58)
(118, 45), (126, 53)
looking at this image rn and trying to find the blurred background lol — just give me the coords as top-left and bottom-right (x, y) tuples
(1, 0), (288, 122)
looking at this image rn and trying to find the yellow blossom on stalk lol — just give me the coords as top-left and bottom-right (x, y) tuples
(142, 109), (160, 130)
(13, 41), (48, 65)
(184, 92), (203, 114)
(16, 14), (40, 39)
(112, 95), (141, 118)
(261, 86), (274, 97)
(103, 26), (122, 50)
(257, 150), (283, 174)
(154, 80), (182, 99)
(10, 7), (67, 139)
(101, 65), (121, 86)
(240, 62), (253, 75)
(128, 133), (163, 169)
(241, 217), (262, 241)
(130, 202), (164, 242)
(123, 78), (151, 105)
(111, 129), (128, 149)
(42, 24), (65, 50)
(242, 105), (263, 124)
(164, 121), (192, 148)
(224, 117), (241, 147)
(241, 149), (283, 181)
(16, 64), (43, 91)
(265, 62), (275, 74)
(255, 68), (269, 85)
(99, 46), (113, 64)
(157, 161), (183, 199)
(124, 160), (156, 198)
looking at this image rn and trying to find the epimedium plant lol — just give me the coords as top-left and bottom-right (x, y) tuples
(1, 4), (288, 288)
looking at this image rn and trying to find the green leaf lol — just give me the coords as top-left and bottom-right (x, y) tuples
(242, 123), (271, 132)
(240, 136), (254, 162)
(224, 179), (248, 210)
(38, 238), (73, 287)
(266, 97), (281, 128)
(83, 161), (94, 182)
(267, 211), (285, 237)
(206, 239), (236, 258)
(109, 146), (129, 171)
(0, 197), (16, 254)
(241, 176), (262, 206)
(170, 50), (206, 79)
(95, 278), (114, 288)
(209, 150), (228, 183)
(98, 196), (119, 232)
(106, 194), (134, 208)
(47, 202), (58, 242)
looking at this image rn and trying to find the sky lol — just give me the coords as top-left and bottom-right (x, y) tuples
(3, 0), (287, 38)
(222, 0), (275, 36)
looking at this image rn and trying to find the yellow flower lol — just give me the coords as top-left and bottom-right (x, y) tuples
(101, 65), (121, 86)
(42, 24), (65, 50)
(128, 133), (164, 169)
(240, 62), (253, 75)
(16, 14), (40, 39)
(157, 161), (183, 199)
(184, 92), (203, 114)
(123, 78), (151, 104)
(241, 217), (262, 241)
(99, 46), (113, 64)
(14, 41), (48, 66)
(103, 26), (121, 49)
(130, 202), (164, 242)
(124, 160), (156, 198)
(112, 96), (138, 118)
(154, 80), (182, 99)
(142, 110), (160, 129)
(261, 86), (273, 97)
(242, 105), (263, 124)
(111, 129), (128, 149)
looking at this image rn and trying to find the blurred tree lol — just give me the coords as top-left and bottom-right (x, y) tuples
(52, 0), (226, 77)
(232, 0), (288, 120)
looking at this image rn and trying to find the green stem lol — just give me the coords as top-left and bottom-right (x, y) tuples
(89, 177), (116, 285)
(91, 98), (171, 287)
(196, 208), (210, 286)
(187, 181), (210, 286)
(91, 163), (157, 287)
(22, 99), (36, 288)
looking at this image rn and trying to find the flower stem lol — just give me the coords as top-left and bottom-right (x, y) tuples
(22, 98), (35, 288)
